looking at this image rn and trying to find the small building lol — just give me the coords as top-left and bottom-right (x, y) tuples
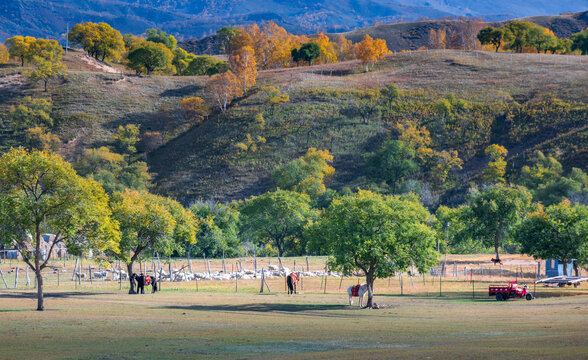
(545, 259), (574, 277)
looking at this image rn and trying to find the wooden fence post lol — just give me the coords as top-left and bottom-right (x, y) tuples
(14, 267), (18, 288)
(0, 269), (8, 288)
(26, 267), (30, 287)
(72, 257), (78, 281)
(89, 265), (92, 284)
(306, 257), (309, 272)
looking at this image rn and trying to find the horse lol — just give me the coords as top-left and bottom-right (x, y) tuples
(490, 258), (503, 265)
(347, 283), (368, 307)
(286, 272), (299, 294)
(131, 273), (157, 293)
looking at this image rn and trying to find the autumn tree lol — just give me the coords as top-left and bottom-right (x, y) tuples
(428, 28), (447, 49)
(477, 27), (504, 52)
(5, 36), (36, 66)
(110, 189), (197, 293)
(313, 33), (338, 64)
(25, 127), (61, 152)
(272, 148), (335, 197)
(291, 42), (321, 66)
(449, 21), (484, 50)
(333, 34), (354, 61)
(69, 22), (125, 61)
(261, 85), (289, 115)
(146, 28), (177, 50)
(482, 144), (508, 183)
(353, 35), (389, 72)
(309, 190), (437, 308)
(179, 97), (209, 125)
(127, 41), (173, 75)
(0, 43), (9, 63)
(113, 124), (140, 154)
(0, 148), (120, 310)
(516, 201), (587, 276)
(230, 45), (257, 94)
(205, 70), (243, 113)
(571, 28), (588, 55)
(527, 25), (558, 53)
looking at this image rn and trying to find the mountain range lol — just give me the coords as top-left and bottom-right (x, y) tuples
(1, 0), (587, 42)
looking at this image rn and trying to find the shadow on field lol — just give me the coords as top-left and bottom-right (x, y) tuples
(0, 291), (112, 299)
(160, 303), (348, 313)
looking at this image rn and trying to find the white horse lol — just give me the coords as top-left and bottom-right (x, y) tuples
(347, 283), (368, 307)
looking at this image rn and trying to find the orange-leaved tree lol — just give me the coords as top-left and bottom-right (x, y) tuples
(353, 35), (389, 72)
(206, 71), (243, 113)
(179, 97), (210, 125)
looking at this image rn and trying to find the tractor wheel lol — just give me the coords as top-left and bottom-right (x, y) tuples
(526, 294), (533, 301)
(496, 293), (504, 301)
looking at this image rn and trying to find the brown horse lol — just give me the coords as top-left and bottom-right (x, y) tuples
(286, 272), (299, 294)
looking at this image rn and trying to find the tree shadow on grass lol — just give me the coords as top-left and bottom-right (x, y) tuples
(0, 291), (113, 299)
(159, 303), (348, 313)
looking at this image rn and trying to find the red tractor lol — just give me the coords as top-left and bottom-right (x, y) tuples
(489, 281), (533, 301)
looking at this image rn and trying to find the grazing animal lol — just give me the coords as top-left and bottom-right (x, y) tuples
(131, 273), (157, 293)
(286, 272), (299, 294)
(490, 258), (502, 265)
(347, 284), (368, 307)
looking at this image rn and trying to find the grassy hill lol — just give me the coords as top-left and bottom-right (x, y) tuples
(0, 49), (586, 206)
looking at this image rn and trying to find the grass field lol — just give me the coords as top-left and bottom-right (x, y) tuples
(0, 256), (587, 359)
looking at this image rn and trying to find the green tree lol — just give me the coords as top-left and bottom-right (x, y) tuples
(28, 55), (67, 92)
(190, 202), (241, 258)
(309, 190), (437, 308)
(7, 96), (53, 129)
(291, 42), (321, 66)
(172, 48), (196, 75)
(0, 148), (120, 310)
(466, 184), (533, 261)
(127, 41), (173, 75)
(516, 201), (587, 276)
(113, 124), (140, 154)
(367, 140), (418, 193)
(571, 28), (588, 55)
(503, 21), (533, 53)
(146, 28), (177, 50)
(184, 55), (227, 76)
(240, 189), (315, 256)
(75, 147), (150, 194)
(519, 151), (587, 206)
(216, 27), (240, 54)
(110, 189), (197, 293)
(527, 25), (558, 54)
(477, 27), (504, 52)
(68, 22), (125, 61)
(482, 144), (508, 183)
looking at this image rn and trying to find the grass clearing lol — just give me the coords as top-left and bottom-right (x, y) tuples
(1, 255), (587, 359)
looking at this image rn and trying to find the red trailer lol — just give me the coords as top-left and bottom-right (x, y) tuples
(489, 281), (533, 301)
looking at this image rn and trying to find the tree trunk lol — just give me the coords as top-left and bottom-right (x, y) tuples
(35, 223), (44, 311)
(127, 262), (136, 294)
(562, 258), (568, 277)
(573, 260), (579, 276)
(365, 272), (375, 308)
(21, 57), (24, 67)
(494, 229), (500, 260)
(44, 80), (48, 92)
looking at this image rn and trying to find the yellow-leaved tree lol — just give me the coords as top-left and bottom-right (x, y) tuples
(206, 70), (243, 113)
(179, 97), (210, 125)
(0, 148), (121, 310)
(482, 144), (508, 183)
(353, 35), (390, 72)
(229, 45), (257, 94)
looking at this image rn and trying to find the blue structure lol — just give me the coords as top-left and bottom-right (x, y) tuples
(545, 259), (573, 277)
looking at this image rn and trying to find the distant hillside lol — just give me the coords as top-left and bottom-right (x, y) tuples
(178, 11), (588, 55)
(1, 0), (587, 42)
(1, 50), (585, 206)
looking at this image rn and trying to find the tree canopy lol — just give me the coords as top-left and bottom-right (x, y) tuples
(309, 190), (437, 308)
(291, 42), (321, 66)
(127, 41), (173, 75)
(0, 148), (120, 310)
(69, 22), (125, 61)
